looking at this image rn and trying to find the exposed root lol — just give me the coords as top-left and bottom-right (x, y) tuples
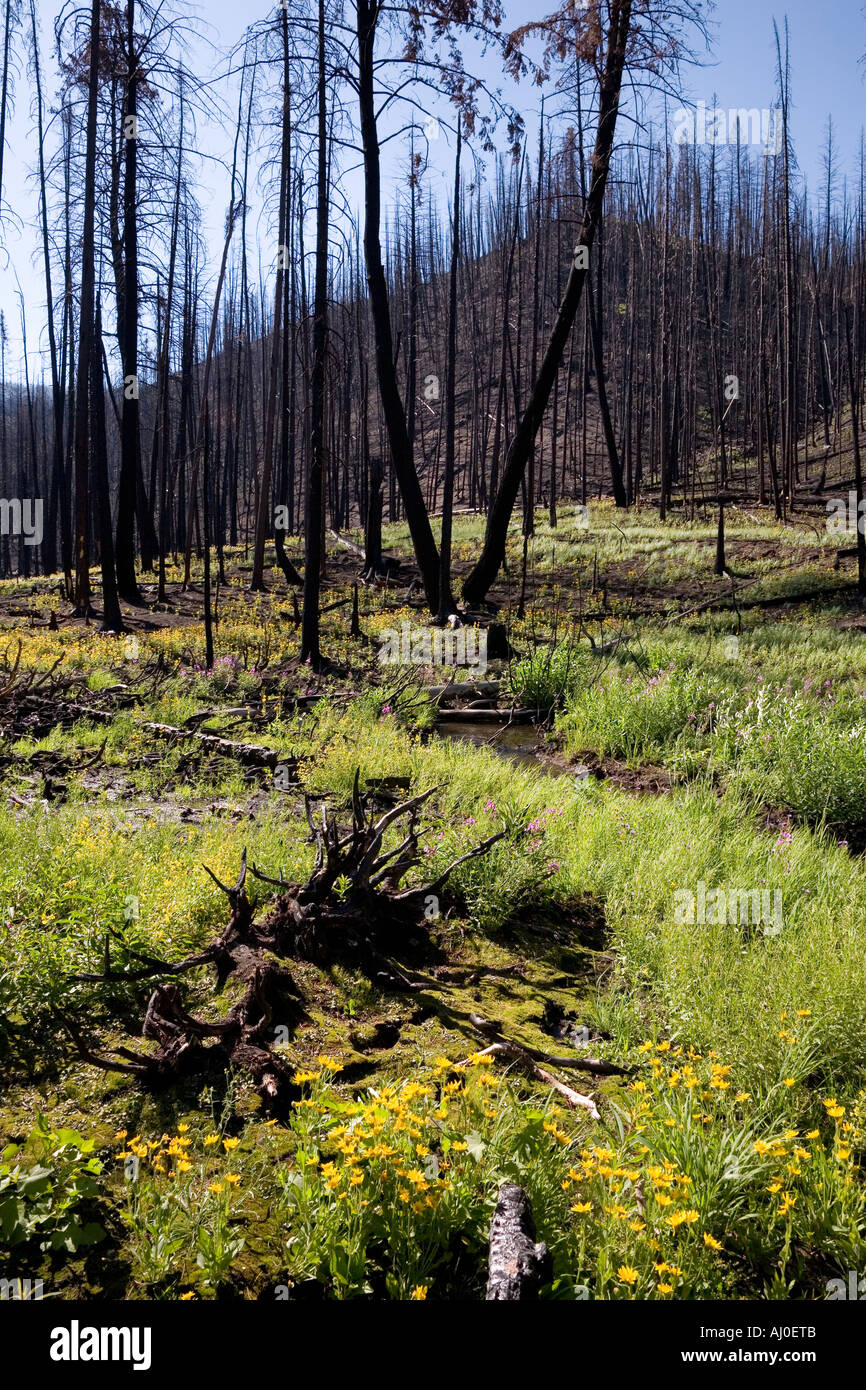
(65, 772), (503, 1113)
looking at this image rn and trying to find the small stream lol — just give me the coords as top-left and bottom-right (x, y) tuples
(433, 717), (574, 778)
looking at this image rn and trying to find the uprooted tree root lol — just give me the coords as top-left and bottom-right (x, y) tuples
(60, 773), (505, 1113)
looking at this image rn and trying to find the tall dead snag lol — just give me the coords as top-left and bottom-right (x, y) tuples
(183, 195), (239, 657)
(72, 0), (102, 616)
(353, 0), (514, 614)
(30, 0), (69, 590)
(0, 0), (20, 218)
(91, 296), (124, 631)
(115, 0), (144, 603)
(844, 308), (866, 594)
(486, 1184), (552, 1300)
(463, 0), (632, 606)
(300, 0), (330, 667)
(251, 3), (302, 593)
(587, 220), (627, 507)
(65, 776), (504, 1113)
(155, 79), (184, 605)
(436, 121), (461, 623)
(355, 0), (440, 612)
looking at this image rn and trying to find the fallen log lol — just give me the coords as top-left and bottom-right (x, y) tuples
(182, 694), (322, 727)
(328, 528), (401, 578)
(426, 680), (502, 700)
(140, 722), (295, 771)
(664, 580), (855, 625)
(486, 1184), (552, 1300)
(327, 528), (365, 558)
(834, 547), (860, 568)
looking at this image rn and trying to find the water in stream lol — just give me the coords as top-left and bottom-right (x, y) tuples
(433, 718), (573, 777)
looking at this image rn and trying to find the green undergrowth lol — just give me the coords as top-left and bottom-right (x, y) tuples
(1, 510), (866, 1299)
(1, 704), (866, 1298)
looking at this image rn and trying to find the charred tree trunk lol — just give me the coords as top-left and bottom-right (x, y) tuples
(845, 308), (866, 595)
(300, 0), (330, 667)
(72, 0), (102, 616)
(356, 0), (440, 612)
(115, 0), (144, 602)
(91, 298), (123, 633)
(30, 0), (67, 586)
(462, 0), (633, 606)
(252, 7), (302, 591)
(436, 123), (461, 622)
(363, 455), (384, 577)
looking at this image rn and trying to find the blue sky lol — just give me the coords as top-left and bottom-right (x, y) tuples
(0, 0), (864, 379)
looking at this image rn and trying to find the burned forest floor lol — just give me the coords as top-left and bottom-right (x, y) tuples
(1, 501), (866, 1301)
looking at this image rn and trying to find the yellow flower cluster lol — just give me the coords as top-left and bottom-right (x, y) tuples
(562, 1039), (855, 1296)
(115, 1126), (243, 1193)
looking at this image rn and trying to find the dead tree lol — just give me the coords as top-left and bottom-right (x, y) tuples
(486, 1184), (552, 1300)
(300, 0), (330, 666)
(71, 0), (102, 616)
(462, 0), (634, 605)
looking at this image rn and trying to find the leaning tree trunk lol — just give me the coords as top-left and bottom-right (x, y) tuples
(462, 0), (633, 606)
